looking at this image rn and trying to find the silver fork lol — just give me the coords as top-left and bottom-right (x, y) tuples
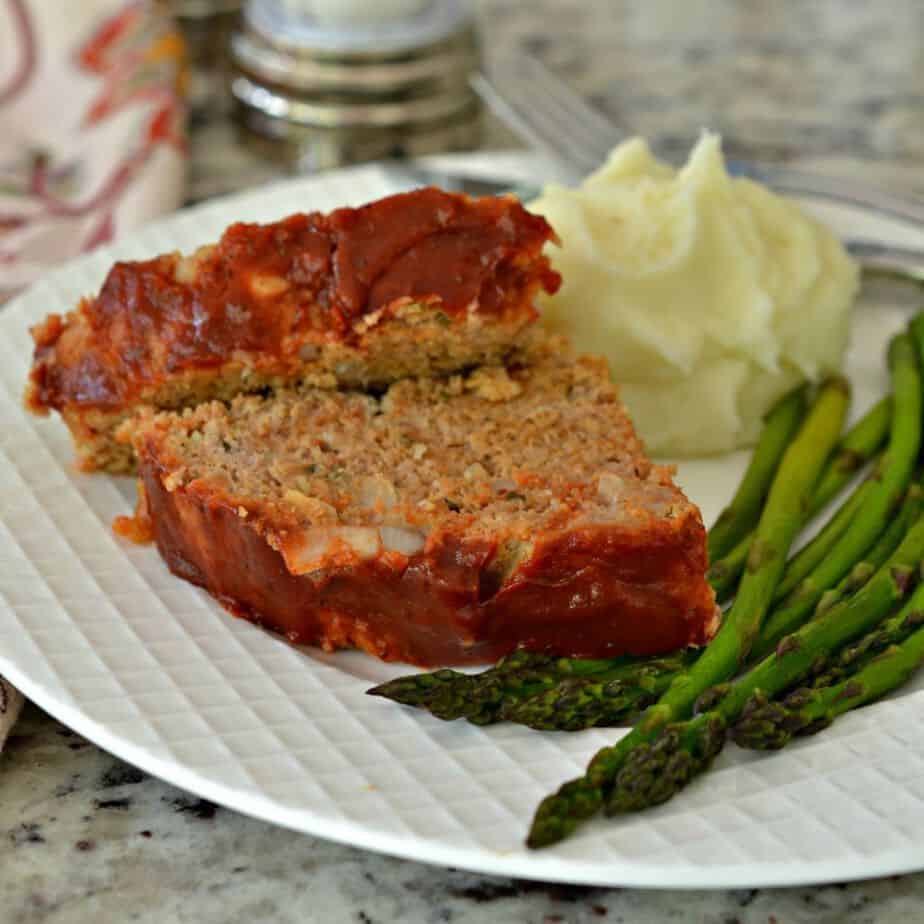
(471, 53), (924, 281)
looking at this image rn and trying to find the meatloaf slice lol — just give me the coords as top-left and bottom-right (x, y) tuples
(128, 335), (717, 666)
(25, 188), (560, 473)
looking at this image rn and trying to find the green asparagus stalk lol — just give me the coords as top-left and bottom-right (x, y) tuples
(733, 597), (924, 749)
(772, 480), (873, 603)
(706, 472), (870, 603)
(813, 481), (924, 617)
(749, 333), (922, 662)
(810, 396), (892, 511)
(367, 648), (555, 724)
(607, 513), (924, 814)
(912, 312), (924, 375)
(707, 386), (808, 561)
(707, 533), (750, 603)
(707, 397), (891, 603)
(527, 378), (850, 848)
(367, 649), (692, 726)
(709, 469), (871, 606)
(811, 578), (924, 690)
(499, 667), (678, 731)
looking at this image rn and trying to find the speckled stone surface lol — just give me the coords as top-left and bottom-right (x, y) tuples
(5, 1), (924, 920)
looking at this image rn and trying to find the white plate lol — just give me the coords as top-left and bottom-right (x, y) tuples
(2, 153), (924, 890)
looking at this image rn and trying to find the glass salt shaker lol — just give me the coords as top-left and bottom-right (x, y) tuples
(229, 0), (481, 169)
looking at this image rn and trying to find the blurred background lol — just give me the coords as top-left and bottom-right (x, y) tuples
(167, 0), (924, 200)
(5, 0), (924, 236)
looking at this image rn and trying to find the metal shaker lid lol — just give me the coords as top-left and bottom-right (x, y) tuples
(231, 72), (477, 128)
(230, 0), (481, 167)
(230, 20), (478, 97)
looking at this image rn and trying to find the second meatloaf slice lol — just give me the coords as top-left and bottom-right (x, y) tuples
(130, 336), (717, 666)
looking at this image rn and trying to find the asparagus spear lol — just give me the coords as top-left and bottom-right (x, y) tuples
(810, 396), (891, 511)
(707, 533), (749, 603)
(813, 481), (924, 618)
(367, 648), (554, 724)
(527, 378), (850, 848)
(772, 480), (873, 602)
(711, 391), (895, 608)
(706, 398), (891, 602)
(607, 513), (924, 813)
(707, 386), (808, 561)
(811, 575), (924, 690)
(733, 596), (924, 749)
(913, 311), (924, 370)
(749, 333), (922, 661)
(709, 469), (871, 606)
(367, 649), (691, 725)
(499, 666), (679, 731)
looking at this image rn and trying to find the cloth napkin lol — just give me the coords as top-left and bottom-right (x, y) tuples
(0, 0), (187, 751)
(0, 0), (186, 301)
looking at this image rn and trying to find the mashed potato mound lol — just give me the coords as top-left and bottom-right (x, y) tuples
(529, 134), (859, 456)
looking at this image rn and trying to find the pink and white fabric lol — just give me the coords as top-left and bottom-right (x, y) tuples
(0, 0), (187, 302)
(0, 0), (187, 751)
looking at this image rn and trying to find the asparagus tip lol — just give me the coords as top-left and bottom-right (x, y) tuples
(526, 779), (601, 849)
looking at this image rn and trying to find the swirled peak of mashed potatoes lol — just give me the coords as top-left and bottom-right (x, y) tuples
(529, 133), (859, 456)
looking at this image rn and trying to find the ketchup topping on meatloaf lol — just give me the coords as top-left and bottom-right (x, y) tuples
(27, 188), (560, 414)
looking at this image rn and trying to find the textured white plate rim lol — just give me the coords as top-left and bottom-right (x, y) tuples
(2, 152), (924, 890)
(5, 654), (924, 892)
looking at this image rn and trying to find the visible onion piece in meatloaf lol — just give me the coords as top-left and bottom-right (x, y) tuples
(128, 335), (718, 666)
(25, 188), (560, 473)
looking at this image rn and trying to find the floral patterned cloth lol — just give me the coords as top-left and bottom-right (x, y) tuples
(0, 0), (187, 302)
(0, 0), (187, 751)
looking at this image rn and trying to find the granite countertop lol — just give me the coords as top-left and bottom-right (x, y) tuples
(5, 1), (924, 921)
